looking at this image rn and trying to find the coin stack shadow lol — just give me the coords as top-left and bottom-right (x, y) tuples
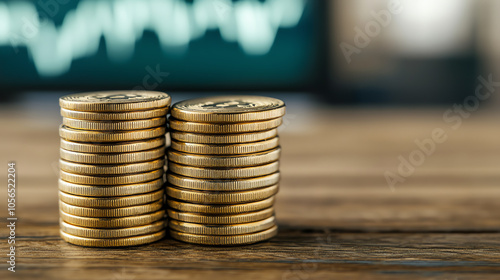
(166, 96), (285, 245)
(58, 91), (171, 247)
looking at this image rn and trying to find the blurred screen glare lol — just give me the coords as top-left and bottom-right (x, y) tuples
(388, 0), (473, 57)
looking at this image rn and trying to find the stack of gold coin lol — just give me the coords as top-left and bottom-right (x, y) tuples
(58, 91), (171, 247)
(167, 96), (285, 245)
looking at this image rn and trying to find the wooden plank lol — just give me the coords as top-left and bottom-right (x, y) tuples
(1, 106), (500, 279)
(2, 231), (500, 279)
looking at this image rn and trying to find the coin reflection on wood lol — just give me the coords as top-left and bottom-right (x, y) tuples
(167, 96), (285, 245)
(58, 91), (170, 247)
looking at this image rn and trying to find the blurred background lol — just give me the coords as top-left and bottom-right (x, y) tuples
(2, 2), (500, 270)
(0, 0), (498, 105)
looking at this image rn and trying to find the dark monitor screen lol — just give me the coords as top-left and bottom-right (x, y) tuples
(0, 0), (323, 92)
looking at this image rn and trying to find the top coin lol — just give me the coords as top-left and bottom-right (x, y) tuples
(60, 91), (171, 112)
(171, 96), (285, 123)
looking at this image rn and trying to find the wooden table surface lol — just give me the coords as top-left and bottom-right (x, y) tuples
(1, 104), (500, 279)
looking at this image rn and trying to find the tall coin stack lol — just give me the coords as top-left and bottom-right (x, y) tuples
(167, 96), (285, 245)
(58, 91), (171, 247)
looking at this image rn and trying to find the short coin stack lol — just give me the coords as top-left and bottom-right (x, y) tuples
(167, 96), (285, 245)
(58, 91), (171, 247)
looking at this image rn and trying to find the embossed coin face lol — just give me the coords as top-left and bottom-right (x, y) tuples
(171, 96), (285, 122)
(60, 91), (171, 112)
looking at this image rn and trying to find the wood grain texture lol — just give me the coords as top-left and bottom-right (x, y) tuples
(1, 105), (500, 279)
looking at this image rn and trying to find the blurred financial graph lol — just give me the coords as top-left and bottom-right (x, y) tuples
(0, 0), (320, 91)
(4, 0), (495, 105)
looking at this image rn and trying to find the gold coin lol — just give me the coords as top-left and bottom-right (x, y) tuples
(168, 161), (279, 179)
(58, 178), (164, 197)
(59, 91), (171, 112)
(170, 129), (277, 144)
(60, 210), (165, 228)
(167, 172), (280, 191)
(59, 125), (166, 142)
(59, 189), (164, 208)
(60, 229), (166, 247)
(60, 147), (165, 164)
(167, 207), (274, 224)
(60, 137), (165, 154)
(59, 200), (164, 217)
(61, 107), (168, 121)
(169, 118), (282, 134)
(170, 137), (279, 155)
(168, 148), (280, 168)
(170, 96), (285, 123)
(167, 185), (278, 204)
(169, 216), (275, 236)
(62, 117), (166, 131)
(170, 225), (277, 245)
(167, 197), (275, 214)
(60, 220), (165, 238)
(59, 159), (165, 175)
(60, 169), (164, 185)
